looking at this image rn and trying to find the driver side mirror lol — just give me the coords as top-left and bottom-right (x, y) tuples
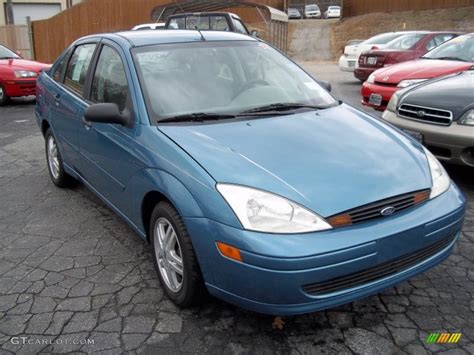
(250, 30), (259, 38)
(318, 80), (332, 92)
(84, 103), (132, 127)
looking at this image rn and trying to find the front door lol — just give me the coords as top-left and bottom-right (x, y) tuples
(77, 42), (139, 209)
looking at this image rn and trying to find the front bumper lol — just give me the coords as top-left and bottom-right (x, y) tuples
(339, 55), (357, 72)
(2, 79), (37, 97)
(305, 13), (321, 18)
(185, 183), (465, 315)
(382, 110), (474, 167)
(361, 81), (398, 111)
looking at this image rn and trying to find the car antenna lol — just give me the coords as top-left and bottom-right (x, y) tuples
(194, 26), (206, 41)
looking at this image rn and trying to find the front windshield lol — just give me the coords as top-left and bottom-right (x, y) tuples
(423, 34), (474, 62)
(306, 5), (319, 10)
(384, 33), (425, 49)
(133, 41), (337, 121)
(0, 45), (20, 59)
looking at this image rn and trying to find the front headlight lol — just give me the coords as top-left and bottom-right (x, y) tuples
(14, 70), (38, 78)
(397, 79), (427, 88)
(217, 184), (332, 233)
(458, 109), (474, 126)
(386, 92), (400, 112)
(367, 73), (375, 84)
(423, 147), (450, 199)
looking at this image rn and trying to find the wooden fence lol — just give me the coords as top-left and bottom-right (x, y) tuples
(343, 0), (474, 18)
(0, 25), (32, 59)
(32, 0), (284, 63)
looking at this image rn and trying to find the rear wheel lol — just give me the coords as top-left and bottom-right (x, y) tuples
(150, 202), (206, 307)
(45, 128), (75, 187)
(0, 85), (10, 106)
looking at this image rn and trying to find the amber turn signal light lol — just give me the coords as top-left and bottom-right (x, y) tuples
(216, 242), (242, 262)
(413, 190), (430, 204)
(327, 213), (352, 227)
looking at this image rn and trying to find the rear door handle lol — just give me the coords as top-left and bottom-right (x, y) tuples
(53, 93), (60, 106)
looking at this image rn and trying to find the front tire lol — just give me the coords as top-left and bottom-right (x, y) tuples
(150, 202), (206, 307)
(44, 128), (75, 187)
(0, 85), (10, 106)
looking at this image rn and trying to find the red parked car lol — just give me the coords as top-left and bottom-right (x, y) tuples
(361, 33), (474, 111)
(354, 31), (459, 82)
(0, 44), (50, 105)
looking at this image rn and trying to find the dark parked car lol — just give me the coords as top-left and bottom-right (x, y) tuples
(382, 70), (474, 167)
(355, 32), (459, 82)
(165, 12), (252, 35)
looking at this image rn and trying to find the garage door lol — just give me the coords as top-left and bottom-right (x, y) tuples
(12, 3), (62, 25)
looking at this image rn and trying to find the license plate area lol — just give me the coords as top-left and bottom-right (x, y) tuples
(369, 93), (382, 106)
(367, 57), (377, 65)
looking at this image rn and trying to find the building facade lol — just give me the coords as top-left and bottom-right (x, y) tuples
(1, 0), (71, 26)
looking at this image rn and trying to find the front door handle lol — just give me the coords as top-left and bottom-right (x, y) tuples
(82, 116), (92, 129)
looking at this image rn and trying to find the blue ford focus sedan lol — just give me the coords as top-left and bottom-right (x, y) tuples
(35, 30), (466, 315)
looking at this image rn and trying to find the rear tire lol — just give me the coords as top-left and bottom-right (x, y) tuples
(150, 202), (207, 307)
(44, 128), (76, 188)
(0, 85), (10, 106)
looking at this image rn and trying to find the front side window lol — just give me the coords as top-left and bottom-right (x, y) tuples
(64, 43), (96, 95)
(90, 46), (128, 111)
(133, 41), (337, 122)
(423, 34), (474, 62)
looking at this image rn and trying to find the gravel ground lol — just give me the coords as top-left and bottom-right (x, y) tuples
(0, 64), (473, 354)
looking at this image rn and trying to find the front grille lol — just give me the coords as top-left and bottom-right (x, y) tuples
(328, 189), (430, 226)
(302, 233), (456, 296)
(398, 104), (453, 126)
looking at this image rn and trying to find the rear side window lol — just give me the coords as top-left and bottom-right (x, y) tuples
(52, 51), (69, 83)
(64, 43), (96, 95)
(90, 46), (128, 112)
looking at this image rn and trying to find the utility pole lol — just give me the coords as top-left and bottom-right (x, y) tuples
(6, 0), (14, 25)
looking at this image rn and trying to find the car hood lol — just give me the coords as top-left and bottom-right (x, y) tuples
(400, 70), (474, 120)
(0, 58), (51, 72)
(373, 59), (474, 84)
(159, 104), (431, 217)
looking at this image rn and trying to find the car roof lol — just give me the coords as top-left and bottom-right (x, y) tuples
(82, 30), (257, 48)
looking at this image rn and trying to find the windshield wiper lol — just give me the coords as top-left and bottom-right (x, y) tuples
(423, 56), (467, 62)
(240, 103), (328, 114)
(158, 112), (236, 123)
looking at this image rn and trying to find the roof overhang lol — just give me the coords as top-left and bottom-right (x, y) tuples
(151, 0), (288, 23)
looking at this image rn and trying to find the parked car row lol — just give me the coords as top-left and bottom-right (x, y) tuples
(338, 30), (474, 167)
(287, 5), (341, 20)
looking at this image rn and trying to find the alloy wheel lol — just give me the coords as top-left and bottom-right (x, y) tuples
(154, 217), (184, 292)
(47, 135), (60, 179)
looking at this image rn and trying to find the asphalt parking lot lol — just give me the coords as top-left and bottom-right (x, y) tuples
(0, 63), (473, 354)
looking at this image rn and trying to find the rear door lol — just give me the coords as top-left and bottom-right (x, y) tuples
(77, 40), (140, 208)
(49, 41), (98, 170)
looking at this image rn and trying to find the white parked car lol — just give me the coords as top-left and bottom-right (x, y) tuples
(132, 23), (166, 30)
(324, 6), (341, 19)
(304, 4), (321, 19)
(338, 31), (416, 72)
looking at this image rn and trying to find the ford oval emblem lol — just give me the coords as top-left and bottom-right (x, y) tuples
(380, 206), (396, 216)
